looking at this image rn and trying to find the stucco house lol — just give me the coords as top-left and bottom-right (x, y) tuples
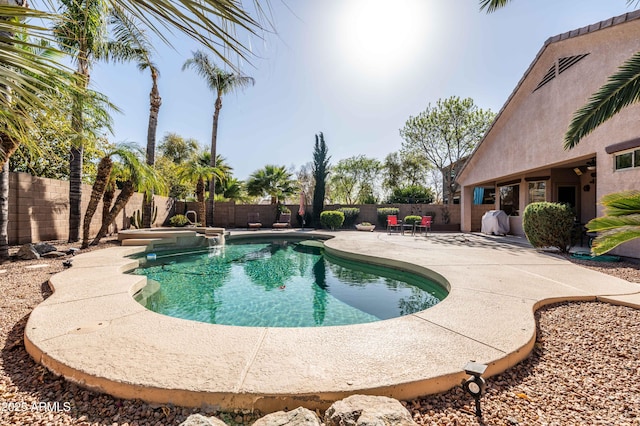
(457, 11), (640, 258)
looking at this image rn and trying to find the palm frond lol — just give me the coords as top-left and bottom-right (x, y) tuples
(479, 0), (512, 13)
(110, 0), (272, 67)
(591, 226), (640, 255)
(183, 49), (254, 94)
(587, 214), (640, 232)
(565, 51), (640, 149)
(598, 190), (640, 216)
(108, 6), (154, 65)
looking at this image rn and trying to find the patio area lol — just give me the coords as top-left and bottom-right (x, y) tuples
(22, 230), (640, 414)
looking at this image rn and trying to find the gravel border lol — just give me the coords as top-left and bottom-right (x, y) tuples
(1, 239), (639, 425)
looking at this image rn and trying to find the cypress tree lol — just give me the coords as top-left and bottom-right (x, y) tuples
(312, 132), (330, 228)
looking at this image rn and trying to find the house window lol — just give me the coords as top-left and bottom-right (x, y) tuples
(528, 181), (546, 203)
(614, 149), (640, 170)
(499, 184), (519, 216)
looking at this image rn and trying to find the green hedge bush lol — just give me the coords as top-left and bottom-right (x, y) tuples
(522, 202), (575, 253)
(320, 210), (345, 230)
(377, 207), (399, 227)
(403, 215), (422, 225)
(337, 207), (360, 228)
(169, 214), (190, 227)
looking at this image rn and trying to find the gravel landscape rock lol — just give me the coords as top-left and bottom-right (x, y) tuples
(1, 238), (639, 425)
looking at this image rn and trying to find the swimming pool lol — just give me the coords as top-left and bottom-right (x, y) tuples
(132, 239), (447, 327)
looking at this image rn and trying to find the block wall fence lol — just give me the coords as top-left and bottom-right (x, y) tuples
(8, 172), (495, 245)
(175, 200), (466, 231)
(8, 172), (175, 245)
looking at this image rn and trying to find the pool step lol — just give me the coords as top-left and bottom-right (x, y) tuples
(121, 238), (170, 246)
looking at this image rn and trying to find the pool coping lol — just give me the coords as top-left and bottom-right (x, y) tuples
(24, 230), (640, 413)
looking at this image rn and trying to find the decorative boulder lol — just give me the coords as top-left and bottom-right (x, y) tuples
(325, 395), (418, 426)
(253, 407), (321, 426)
(42, 251), (66, 258)
(179, 414), (227, 426)
(34, 242), (57, 255)
(16, 244), (40, 260)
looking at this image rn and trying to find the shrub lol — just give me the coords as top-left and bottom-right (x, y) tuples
(337, 207), (360, 228)
(278, 204), (291, 214)
(320, 210), (345, 230)
(377, 207), (399, 227)
(387, 185), (434, 204)
(522, 202), (575, 253)
(169, 214), (190, 227)
(403, 215), (422, 225)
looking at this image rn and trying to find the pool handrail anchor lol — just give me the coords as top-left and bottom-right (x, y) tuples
(185, 210), (197, 225)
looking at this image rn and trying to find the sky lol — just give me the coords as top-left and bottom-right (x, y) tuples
(90, 0), (634, 181)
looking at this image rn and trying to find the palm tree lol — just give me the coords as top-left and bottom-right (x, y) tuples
(109, 9), (162, 228)
(81, 144), (139, 248)
(182, 50), (254, 226)
(91, 148), (166, 245)
(246, 165), (298, 205)
(177, 160), (224, 226)
(54, 0), (110, 242)
(158, 132), (199, 164)
(0, 22), (70, 261)
(217, 177), (248, 202)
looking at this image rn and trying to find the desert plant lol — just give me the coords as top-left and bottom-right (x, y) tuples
(403, 215), (422, 225)
(320, 210), (345, 230)
(377, 207), (400, 227)
(522, 202), (575, 253)
(169, 214), (190, 227)
(337, 207), (360, 228)
(130, 203), (158, 229)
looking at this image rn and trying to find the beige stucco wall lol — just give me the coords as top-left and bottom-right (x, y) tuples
(458, 15), (640, 258)
(8, 172), (174, 245)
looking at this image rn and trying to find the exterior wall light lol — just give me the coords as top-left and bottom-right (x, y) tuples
(463, 361), (487, 417)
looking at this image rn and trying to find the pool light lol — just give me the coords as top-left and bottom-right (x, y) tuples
(462, 361), (487, 417)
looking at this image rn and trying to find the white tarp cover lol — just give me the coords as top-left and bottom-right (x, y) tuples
(481, 210), (510, 235)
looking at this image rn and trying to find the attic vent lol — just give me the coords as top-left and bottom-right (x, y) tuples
(533, 53), (590, 92)
(558, 54), (589, 74)
(534, 65), (556, 91)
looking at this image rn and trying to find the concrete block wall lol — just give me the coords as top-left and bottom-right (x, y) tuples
(8, 172), (174, 245)
(471, 205), (496, 232)
(172, 200), (463, 230)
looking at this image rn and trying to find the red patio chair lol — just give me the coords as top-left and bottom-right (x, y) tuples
(415, 216), (432, 236)
(387, 215), (402, 234)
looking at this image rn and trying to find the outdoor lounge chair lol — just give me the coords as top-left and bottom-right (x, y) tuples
(272, 213), (291, 229)
(247, 213), (262, 229)
(415, 215), (432, 236)
(387, 215), (402, 234)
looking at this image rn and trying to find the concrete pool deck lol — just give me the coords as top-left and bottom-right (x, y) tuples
(24, 230), (640, 413)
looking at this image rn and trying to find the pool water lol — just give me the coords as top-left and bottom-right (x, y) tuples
(131, 239), (447, 327)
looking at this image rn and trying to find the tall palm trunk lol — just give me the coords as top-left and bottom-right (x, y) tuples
(101, 179), (115, 234)
(0, 0), (28, 260)
(68, 56), (90, 242)
(196, 176), (205, 227)
(92, 180), (134, 245)
(0, 135), (20, 259)
(207, 95), (221, 226)
(0, 162), (9, 261)
(143, 68), (161, 228)
(81, 156), (112, 248)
